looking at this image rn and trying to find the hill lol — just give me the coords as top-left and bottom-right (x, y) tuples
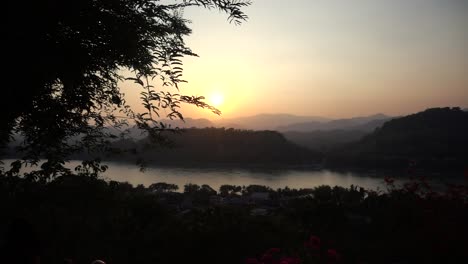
(327, 107), (468, 170)
(105, 128), (322, 167)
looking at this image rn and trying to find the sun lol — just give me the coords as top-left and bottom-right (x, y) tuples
(210, 92), (224, 107)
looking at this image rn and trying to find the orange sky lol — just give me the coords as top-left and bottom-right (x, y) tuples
(121, 0), (468, 119)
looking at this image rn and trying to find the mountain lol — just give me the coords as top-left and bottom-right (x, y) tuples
(277, 114), (391, 132)
(107, 113), (389, 134)
(214, 114), (330, 130)
(327, 107), (468, 170)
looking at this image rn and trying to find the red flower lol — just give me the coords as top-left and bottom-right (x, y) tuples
(327, 249), (340, 264)
(279, 257), (301, 264)
(261, 253), (274, 264)
(384, 176), (394, 185)
(404, 182), (419, 193)
(246, 258), (261, 264)
(307, 235), (321, 249)
(309, 235), (321, 244)
(304, 235), (321, 257)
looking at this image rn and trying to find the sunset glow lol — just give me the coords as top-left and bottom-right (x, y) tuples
(177, 0), (468, 119)
(120, 0), (468, 120)
(209, 92), (224, 108)
(4, 2), (468, 263)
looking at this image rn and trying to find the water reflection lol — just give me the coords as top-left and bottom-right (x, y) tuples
(2, 160), (460, 192)
(99, 162), (390, 191)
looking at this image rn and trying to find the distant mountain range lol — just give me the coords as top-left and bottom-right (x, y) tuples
(130, 113), (330, 131)
(150, 113), (391, 132)
(8, 113), (393, 149)
(4, 107), (466, 171)
(277, 114), (391, 132)
(279, 115), (393, 151)
(129, 114), (328, 131)
(213, 114), (330, 130)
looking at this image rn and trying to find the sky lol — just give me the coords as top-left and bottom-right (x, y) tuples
(122, 0), (468, 119)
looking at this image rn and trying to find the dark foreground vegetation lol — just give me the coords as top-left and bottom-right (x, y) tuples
(1, 168), (466, 264)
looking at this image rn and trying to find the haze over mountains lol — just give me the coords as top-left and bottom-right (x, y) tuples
(136, 108), (468, 133)
(5, 112), (393, 145)
(214, 114), (330, 130)
(102, 107), (468, 171)
(4, 107), (466, 171)
(276, 114), (391, 132)
(157, 113), (391, 132)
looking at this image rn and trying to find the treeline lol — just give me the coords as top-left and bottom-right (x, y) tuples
(103, 128), (322, 166)
(283, 130), (368, 152)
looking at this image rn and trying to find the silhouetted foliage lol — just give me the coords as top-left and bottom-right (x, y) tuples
(2, 0), (251, 176)
(244, 184), (273, 194)
(148, 182), (179, 192)
(184, 183), (201, 193)
(220, 184), (242, 196)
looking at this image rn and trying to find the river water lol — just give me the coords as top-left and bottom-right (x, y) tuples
(3, 159), (462, 191)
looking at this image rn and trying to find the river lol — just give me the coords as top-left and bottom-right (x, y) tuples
(3, 159), (462, 191)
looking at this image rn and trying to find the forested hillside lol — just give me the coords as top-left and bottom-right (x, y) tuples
(106, 128), (322, 166)
(327, 107), (468, 170)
